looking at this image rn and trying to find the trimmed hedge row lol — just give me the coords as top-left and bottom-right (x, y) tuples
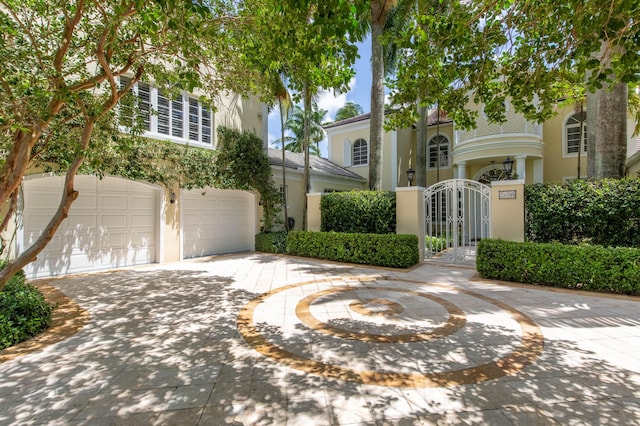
(286, 231), (419, 268)
(0, 263), (54, 350)
(320, 191), (396, 234)
(255, 231), (287, 254)
(525, 178), (640, 247)
(477, 239), (640, 295)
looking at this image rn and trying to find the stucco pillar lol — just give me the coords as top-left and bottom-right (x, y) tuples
(306, 193), (322, 232)
(533, 158), (544, 183)
(395, 187), (425, 260)
(162, 185), (181, 263)
(515, 155), (526, 182)
(490, 180), (524, 242)
(457, 161), (467, 179)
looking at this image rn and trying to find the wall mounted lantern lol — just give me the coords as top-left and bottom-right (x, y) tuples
(170, 192), (176, 204)
(503, 156), (514, 180)
(406, 167), (415, 187)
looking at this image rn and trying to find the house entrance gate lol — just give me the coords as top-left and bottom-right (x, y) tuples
(424, 179), (491, 264)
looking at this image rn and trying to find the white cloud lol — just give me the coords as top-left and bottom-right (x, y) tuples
(316, 77), (357, 122)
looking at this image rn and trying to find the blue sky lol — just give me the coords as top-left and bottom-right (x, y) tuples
(267, 36), (373, 158)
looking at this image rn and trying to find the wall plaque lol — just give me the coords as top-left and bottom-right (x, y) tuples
(499, 190), (517, 200)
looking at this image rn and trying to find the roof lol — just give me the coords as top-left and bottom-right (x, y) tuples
(267, 148), (365, 181)
(322, 108), (452, 130)
(322, 113), (371, 130)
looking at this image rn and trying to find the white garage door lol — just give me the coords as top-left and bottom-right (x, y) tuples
(182, 188), (255, 258)
(20, 175), (159, 278)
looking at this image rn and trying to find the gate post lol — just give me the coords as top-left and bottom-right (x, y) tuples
(306, 192), (322, 232)
(490, 180), (525, 242)
(396, 187), (425, 261)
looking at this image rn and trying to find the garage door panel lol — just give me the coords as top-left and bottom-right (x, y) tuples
(99, 194), (127, 209)
(131, 195), (156, 210)
(22, 175), (158, 278)
(182, 188), (254, 259)
(72, 193), (98, 210)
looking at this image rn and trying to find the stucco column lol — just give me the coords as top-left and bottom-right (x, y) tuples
(533, 158), (543, 183)
(515, 156), (526, 182)
(490, 180), (524, 242)
(457, 161), (467, 179)
(306, 193), (322, 232)
(395, 187), (425, 260)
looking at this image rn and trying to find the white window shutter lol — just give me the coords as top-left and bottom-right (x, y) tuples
(343, 140), (352, 167)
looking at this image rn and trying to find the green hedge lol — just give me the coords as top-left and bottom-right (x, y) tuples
(286, 231), (419, 268)
(0, 263), (54, 350)
(255, 231), (287, 254)
(321, 191), (396, 234)
(525, 178), (640, 247)
(477, 239), (640, 295)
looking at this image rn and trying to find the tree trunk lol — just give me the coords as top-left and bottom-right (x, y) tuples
(0, 118), (96, 288)
(586, 82), (628, 179)
(369, 1), (386, 191)
(301, 86), (311, 231)
(416, 102), (428, 187)
(279, 98), (289, 231)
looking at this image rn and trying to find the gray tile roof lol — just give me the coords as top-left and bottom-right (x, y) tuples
(267, 148), (365, 180)
(322, 109), (452, 130)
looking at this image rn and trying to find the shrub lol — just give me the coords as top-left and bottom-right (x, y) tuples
(255, 231), (287, 254)
(321, 191), (396, 234)
(477, 239), (640, 295)
(0, 264), (54, 350)
(425, 236), (448, 252)
(286, 231), (419, 268)
(525, 178), (640, 247)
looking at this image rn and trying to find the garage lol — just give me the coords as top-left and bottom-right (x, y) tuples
(20, 175), (159, 278)
(181, 188), (255, 258)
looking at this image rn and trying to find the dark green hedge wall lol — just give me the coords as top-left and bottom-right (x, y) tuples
(525, 178), (640, 247)
(286, 231), (419, 268)
(477, 239), (640, 295)
(320, 191), (396, 234)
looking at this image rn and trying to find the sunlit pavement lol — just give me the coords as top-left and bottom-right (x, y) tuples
(1, 253), (639, 425)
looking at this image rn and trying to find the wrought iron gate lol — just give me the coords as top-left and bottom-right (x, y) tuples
(424, 179), (491, 264)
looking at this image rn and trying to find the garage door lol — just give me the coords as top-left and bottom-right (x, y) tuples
(20, 175), (159, 278)
(182, 188), (255, 258)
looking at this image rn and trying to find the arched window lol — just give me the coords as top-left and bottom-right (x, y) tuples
(428, 135), (449, 168)
(353, 138), (368, 166)
(566, 111), (587, 154)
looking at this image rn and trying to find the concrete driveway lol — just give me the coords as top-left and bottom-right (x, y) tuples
(1, 253), (639, 425)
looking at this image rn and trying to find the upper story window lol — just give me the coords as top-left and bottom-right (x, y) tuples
(353, 138), (368, 166)
(119, 77), (213, 147)
(566, 111), (587, 155)
(428, 135), (449, 168)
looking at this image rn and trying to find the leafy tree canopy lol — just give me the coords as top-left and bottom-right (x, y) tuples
(334, 102), (365, 121)
(387, 0), (640, 129)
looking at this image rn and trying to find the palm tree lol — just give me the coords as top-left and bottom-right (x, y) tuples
(275, 104), (326, 156)
(274, 75), (292, 231)
(334, 102), (364, 121)
(367, 0), (414, 190)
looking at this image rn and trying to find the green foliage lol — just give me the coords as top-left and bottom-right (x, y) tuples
(387, 0), (640, 130)
(286, 231), (419, 268)
(425, 236), (447, 252)
(525, 179), (640, 247)
(255, 231), (287, 254)
(276, 104), (326, 155)
(334, 102), (364, 122)
(477, 239), (640, 296)
(0, 262), (54, 350)
(321, 191), (396, 234)
(215, 127), (281, 230)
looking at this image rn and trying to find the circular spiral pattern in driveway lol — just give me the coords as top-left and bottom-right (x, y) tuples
(238, 276), (544, 388)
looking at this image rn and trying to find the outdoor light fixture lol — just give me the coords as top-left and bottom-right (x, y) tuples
(406, 167), (416, 187)
(503, 156), (514, 179)
(170, 192), (176, 204)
